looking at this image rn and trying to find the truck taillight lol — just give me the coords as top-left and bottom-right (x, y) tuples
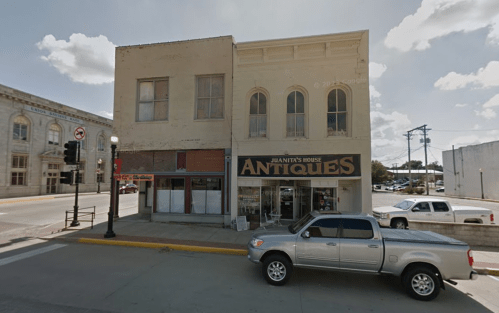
(467, 249), (474, 267)
(491, 214), (494, 222)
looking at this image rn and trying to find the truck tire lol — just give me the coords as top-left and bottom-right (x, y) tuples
(262, 254), (293, 286)
(403, 266), (440, 301)
(391, 218), (407, 229)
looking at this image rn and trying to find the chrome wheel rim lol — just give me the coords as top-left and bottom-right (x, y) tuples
(411, 273), (435, 296)
(267, 261), (286, 281)
(396, 222), (405, 229)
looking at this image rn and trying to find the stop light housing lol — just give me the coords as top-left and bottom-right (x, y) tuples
(60, 171), (73, 185)
(64, 141), (78, 165)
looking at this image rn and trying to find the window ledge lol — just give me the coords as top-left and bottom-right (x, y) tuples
(135, 120), (169, 124)
(247, 136), (269, 140)
(193, 118), (225, 122)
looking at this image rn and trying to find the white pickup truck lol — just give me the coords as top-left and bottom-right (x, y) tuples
(373, 198), (495, 229)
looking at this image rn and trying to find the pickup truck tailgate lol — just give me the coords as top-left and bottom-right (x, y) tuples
(380, 229), (467, 246)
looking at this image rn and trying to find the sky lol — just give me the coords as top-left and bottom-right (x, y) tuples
(2, 0), (499, 171)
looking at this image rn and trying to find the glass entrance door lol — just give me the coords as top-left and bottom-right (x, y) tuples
(46, 173), (57, 194)
(280, 187), (294, 220)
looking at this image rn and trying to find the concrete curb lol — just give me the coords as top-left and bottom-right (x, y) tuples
(76, 238), (248, 256)
(474, 267), (499, 277)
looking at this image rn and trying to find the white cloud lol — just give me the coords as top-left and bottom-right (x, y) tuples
(371, 110), (411, 161)
(434, 61), (499, 90)
(370, 85), (381, 100)
(369, 62), (387, 79)
(455, 103), (468, 107)
(474, 108), (497, 119)
(450, 130), (499, 147)
(385, 0), (499, 52)
(483, 93), (499, 107)
(99, 111), (113, 119)
(37, 33), (116, 84)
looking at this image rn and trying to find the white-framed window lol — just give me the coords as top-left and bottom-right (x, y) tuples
(249, 92), (267, 138)
(196, 75), (224, 119)
(286, 91), (305, 137)
(97, 162), (105, 183)
(13, 116), (29, 141)
(97, 135), (105, 152)
(327, 88), (348, 136)
(48, 124), (61, 145)
(79, 138), (85, 150)
(11, 155), (28, 186)
(137, 78), (169, 122)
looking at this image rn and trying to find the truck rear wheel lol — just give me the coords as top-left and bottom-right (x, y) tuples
(403, 266), (441, 301)
(391, 218), (407, 229)
(262, 254), (293, 286)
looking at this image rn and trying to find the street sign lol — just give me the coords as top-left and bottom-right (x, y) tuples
(74, 127), (86, 141)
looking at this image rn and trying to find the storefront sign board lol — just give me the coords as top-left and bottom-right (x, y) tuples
(114, 174), (154, 181)
(238, 155), (361, 177)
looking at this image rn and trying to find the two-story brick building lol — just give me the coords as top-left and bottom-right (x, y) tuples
(113, 31), (371, 228)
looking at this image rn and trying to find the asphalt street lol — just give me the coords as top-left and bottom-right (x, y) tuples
(0, 242), (498, 313)
(0, 193), (138, 246)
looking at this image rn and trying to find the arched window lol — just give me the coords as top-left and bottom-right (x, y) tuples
(286, 91), (305, 137)
(327, 89), (347, 136)
(249, 92), (267, 138)
(98, 135), (105, 152)
(48, 124), (61, 145)
(13, 116), (29, 141)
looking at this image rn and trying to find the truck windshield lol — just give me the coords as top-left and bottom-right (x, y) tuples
(289, 213), (315, 234)
(394, 200), (415, 210)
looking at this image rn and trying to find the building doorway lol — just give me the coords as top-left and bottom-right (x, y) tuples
(279, 187), (294, 220)
(46, 173), (58, 194)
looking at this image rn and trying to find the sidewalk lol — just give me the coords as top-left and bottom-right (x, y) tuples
(42, 214), (499, 276)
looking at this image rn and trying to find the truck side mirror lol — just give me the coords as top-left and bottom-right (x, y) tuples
(302, 231), (310, 239)
(412, 207), (420, 212)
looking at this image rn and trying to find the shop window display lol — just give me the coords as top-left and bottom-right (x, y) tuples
(313, 188), (337, 211)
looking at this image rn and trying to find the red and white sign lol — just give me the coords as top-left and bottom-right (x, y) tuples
(74, 127), (86, 140)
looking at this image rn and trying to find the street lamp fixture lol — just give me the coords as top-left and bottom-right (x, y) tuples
(97, 158), (102, 194)
(479, 168), (484, 199)
(105, 135), (119, 238)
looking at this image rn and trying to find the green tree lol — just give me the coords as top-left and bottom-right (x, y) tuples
(400, 160), (423, 169)
(371, 160), (390, 184)
(427, 161), (443, 171)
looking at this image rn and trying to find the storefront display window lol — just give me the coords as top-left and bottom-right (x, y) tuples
(313, 188), (337, 211)
(156, 178), (185, 213)
(238, 187), (260, 217)
(261, 186), (277, 221)
(191, 178), (222, 214)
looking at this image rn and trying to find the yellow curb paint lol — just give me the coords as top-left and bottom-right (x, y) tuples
(489, 269), (499, 276)
(0, 197), (55, 205)
(78, 238), (248, 256)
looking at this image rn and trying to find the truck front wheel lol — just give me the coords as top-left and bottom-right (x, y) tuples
(262, 254), (293, 286)
(391, 218), (407, 229)
(403, 266), (441, 301)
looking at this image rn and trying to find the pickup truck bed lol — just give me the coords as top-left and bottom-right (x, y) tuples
(380, 229), (467, 246)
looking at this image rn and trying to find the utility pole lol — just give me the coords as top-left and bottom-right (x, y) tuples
(404, 124), (431, 193)
(423, 125), (429, 195)
(403, 132), (412, 188)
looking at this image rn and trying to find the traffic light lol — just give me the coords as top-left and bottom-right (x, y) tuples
(64, 141), (78, 165)
(60, 171), (73, 185)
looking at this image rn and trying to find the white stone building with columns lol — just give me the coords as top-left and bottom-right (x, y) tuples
(0, 83), (113, 199)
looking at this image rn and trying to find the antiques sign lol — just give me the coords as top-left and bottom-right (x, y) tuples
(238, 155), (361, 177)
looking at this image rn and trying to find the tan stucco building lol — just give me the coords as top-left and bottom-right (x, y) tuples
(113, 31), (371, 228)
(0, 84), (113, 199)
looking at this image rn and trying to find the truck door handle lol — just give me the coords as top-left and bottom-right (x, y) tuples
(426, 214), (432, 216)
(326, 242), (337, 246)
(368, 245), (379, 248)
(445, 214), (451, 216)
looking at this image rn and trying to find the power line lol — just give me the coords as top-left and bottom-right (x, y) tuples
(432, 128), (499, 132)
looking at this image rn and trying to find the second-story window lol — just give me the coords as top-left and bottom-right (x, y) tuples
(249, 92), (267, 138)
(138, 78), (169, 122)
(97, 135), (105, 152)
(48, 124), (61, 145)
(327, 89), (347, 136)
(286, 91), (305, 137)
(196, 75), (224, 119)
(13, 116), (29, 141)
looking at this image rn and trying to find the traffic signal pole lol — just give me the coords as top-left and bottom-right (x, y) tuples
(70, 141), (81, 227)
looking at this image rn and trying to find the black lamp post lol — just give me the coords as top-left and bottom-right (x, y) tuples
(104, 135), (119, 238)
(97, 158), (102, 194)
(479, 168), (484, 199)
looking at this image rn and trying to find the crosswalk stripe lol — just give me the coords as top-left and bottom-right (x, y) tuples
(0, 244), (67, 267)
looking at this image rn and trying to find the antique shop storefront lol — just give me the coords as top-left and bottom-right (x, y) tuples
(237, 154), (362, 229)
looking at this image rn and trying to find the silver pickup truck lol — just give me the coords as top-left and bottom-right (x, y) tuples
(247, 211), (477, 301)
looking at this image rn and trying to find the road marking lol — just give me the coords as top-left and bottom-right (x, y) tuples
(489, 275), (499, 282)
(0, 213), (6, 215)
(0, 244), (67, 267)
